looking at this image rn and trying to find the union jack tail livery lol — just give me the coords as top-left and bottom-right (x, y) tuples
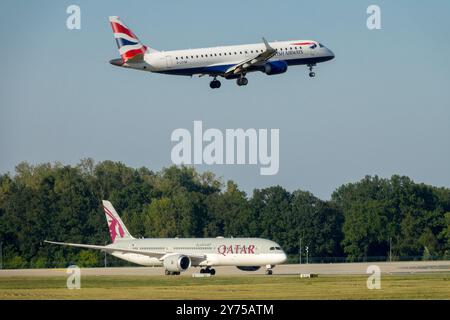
(109, 16), (153, 63)
(102, 200), (134, 242)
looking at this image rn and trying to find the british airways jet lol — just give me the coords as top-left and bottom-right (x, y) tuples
(46, 201), (287, 275)
(108, 16), (335, 89)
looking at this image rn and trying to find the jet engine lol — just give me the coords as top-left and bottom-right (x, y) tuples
(264, 61), (288, 75)
(163, 254), (191, 272)
(236, 266), (261, 271)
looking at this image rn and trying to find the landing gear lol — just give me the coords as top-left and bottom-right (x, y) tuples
(165, 270), (181, 275)
(265, 265), (273, 275)
(200, 267), (216, 275)
(236, 75), (248, 86)
(209, 77), (221, 89)
(308, 64), (316, 78)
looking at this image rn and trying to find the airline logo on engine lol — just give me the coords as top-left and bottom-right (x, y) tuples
(217, 244), (255, 256)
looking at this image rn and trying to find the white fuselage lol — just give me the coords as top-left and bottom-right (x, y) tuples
(116, 40), (334, 77)
(108, 237), (287, 268)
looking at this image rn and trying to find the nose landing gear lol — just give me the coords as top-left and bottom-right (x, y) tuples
(308, 64), (316, 78)
(265, 265), (274, 275)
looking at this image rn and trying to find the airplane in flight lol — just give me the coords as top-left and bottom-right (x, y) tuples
(108, 16), (335, 89)
(45, 200), (287, 275)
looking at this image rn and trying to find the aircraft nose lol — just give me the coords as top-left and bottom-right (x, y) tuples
(327, 48), (335, 60)
(280, 252), (287, 264)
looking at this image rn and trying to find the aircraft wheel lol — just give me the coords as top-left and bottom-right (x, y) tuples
(200, 268), (205, 274)
(210, 269), (216, 276)
(265, 269), (273, 275)
(241, 77), (248, 85)
(309, 72), (315, 78)
(210, 80), (221, 89)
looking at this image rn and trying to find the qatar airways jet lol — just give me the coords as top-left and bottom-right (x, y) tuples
(45, 201), (287, 275)
(108, 16), (335, 89)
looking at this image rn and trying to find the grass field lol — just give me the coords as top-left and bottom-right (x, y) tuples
(0, 273), (449, 300)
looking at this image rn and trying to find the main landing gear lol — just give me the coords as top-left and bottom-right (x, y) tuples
(165, 270), (181, 275)
(236, 75), (248, 86)
(265, 265), (273, 275)
(200, 267), (216, 275)
(209, 77), (221, 89)
(308, 64), (316, 78)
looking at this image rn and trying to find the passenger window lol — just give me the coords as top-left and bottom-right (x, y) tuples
(270, 247), (275, 250)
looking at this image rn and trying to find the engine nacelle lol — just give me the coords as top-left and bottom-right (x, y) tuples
(236, 266), (261, 272)
(264, 61), (288, 75)
(163, 254), (191, 272)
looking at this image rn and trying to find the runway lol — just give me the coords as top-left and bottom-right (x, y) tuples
(0, 260), (449, 277)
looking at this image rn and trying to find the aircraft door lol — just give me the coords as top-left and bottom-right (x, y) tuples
(165, 55), (173, 68)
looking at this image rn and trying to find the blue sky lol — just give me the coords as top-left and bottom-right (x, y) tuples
(1, 0), (449, 199)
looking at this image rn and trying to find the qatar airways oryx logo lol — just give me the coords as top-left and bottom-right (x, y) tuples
(217, 244), (256, 256)
(104, 206), (124, 242)
(171, 121), (279, 175)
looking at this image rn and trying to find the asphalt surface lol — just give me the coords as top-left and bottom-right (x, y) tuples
(0, 261), (449, 277)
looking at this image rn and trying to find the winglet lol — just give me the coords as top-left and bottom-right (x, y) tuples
(262, 37), (275, 52)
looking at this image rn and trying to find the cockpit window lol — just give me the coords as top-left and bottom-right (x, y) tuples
(275, 247), (281, 250)
(319, 43), (324, 48)
(270, 247), (275, 250)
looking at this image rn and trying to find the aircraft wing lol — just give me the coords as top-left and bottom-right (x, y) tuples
(44, 240), (205, 261)
(223, 38), (277, 77)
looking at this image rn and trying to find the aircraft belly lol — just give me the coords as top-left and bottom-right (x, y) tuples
(212, 254), (277, 266)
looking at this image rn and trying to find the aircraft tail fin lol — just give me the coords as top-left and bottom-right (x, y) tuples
(108, 16), (158, 63)
(102, 200), (134, 242)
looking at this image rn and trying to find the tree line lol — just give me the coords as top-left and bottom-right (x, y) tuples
(0, 159), (449, 268)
